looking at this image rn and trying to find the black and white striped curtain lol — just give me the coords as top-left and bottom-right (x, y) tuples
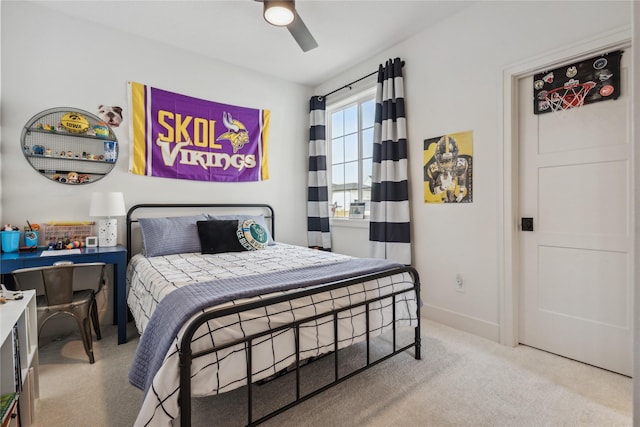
(307, 96), (332, 250)
(369, 58), (411, 264)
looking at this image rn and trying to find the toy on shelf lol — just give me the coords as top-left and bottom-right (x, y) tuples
(66, 171), (79, 183)
(93, 122), (110, 138)
(36, 123), (57, 132)
(51, 172), (90, 184)
(60, 112), (89, 133)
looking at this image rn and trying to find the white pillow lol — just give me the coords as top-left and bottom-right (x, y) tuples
(236, 219), (269, 251)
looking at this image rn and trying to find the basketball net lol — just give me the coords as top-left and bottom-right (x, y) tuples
(542, 80), (595, 112)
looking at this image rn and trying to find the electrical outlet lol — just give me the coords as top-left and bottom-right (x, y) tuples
(455, 273), (465, 293)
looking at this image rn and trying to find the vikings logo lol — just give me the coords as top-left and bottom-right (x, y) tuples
(217, 112), (249, 153)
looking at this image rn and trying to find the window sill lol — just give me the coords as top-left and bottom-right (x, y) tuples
(330, 218), (369, 229)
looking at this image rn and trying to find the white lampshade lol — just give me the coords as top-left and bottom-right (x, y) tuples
(263, 1), (295, 26)
(89, 192), (126, 247)
(90, 192), (126, 218)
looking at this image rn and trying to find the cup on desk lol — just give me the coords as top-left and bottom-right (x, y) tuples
(1, 231), (20, 253)
(24, 231), (38, 248)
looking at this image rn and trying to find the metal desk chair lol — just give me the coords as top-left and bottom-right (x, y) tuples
(12, 262), (107, 364)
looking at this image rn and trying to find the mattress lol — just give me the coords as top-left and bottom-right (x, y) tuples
(127, 243), (418, 426)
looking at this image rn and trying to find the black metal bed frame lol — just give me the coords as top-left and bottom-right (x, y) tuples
(126, 203), (275, 263)
(126, 203), (421, 427)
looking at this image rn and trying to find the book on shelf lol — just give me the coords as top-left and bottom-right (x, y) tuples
(13, 323), (22, 393)
(0, 392), (17, 422)
(25, 307), (33, 350)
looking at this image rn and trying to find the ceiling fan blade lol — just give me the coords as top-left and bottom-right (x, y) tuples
(287, 11), (318, 52)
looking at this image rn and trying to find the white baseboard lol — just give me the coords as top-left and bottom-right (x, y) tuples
(423, 303), (500, 343)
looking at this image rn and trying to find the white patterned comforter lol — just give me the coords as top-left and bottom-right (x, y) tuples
(127, 243), (418, 427)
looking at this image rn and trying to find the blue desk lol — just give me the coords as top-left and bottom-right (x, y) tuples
(0, 245), (129, 344)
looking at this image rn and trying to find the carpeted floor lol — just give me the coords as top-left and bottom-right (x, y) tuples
(32, 318), (632, 427)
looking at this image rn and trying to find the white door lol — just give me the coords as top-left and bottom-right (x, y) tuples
(518, 52), (632, 376)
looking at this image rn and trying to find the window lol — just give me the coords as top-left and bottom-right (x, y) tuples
(328, 88), (376, 219)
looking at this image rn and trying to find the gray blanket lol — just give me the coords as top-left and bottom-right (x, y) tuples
(128, 257), (402, 394)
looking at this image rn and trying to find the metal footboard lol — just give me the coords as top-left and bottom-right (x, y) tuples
(178, 266), (421, 426)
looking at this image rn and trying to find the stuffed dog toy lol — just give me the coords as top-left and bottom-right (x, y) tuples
(97, 105), (123, 127)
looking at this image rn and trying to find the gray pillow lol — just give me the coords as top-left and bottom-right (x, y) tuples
(207, 214), (275, 245)
(139, 214), (208, 257)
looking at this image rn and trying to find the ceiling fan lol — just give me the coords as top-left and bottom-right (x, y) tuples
(258, 0), (318, 52)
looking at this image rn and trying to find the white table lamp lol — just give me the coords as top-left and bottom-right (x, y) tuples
(89, 192), (126, 247)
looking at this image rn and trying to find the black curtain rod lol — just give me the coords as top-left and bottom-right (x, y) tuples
(322, 60), (405, 99)
(322, 70), (377, 99)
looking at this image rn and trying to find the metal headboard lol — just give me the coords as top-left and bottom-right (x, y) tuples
(126, 203), (275, 262)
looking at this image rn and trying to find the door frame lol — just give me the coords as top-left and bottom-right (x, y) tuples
(499, 27), (632, 347)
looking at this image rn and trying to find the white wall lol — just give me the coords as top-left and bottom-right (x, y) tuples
(1, 1), (310, 243)
(316, 1), (632, 340)
(632, 2), (639, 424)
(0, 2), (311, 324)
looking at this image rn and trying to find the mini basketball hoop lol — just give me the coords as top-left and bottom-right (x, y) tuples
(541, 80), (596, 112)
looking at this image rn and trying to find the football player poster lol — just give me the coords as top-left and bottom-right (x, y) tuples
(424, 130), (473, 203)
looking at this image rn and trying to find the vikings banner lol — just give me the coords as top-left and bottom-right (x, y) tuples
(128, 82), (269, 182)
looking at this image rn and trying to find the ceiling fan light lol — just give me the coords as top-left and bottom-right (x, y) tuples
(264, 1), (295, 27)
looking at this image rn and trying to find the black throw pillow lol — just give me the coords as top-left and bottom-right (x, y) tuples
(197, 220), (246, 254)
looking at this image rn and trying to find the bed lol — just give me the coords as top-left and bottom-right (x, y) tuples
(126, 203), (421, 426)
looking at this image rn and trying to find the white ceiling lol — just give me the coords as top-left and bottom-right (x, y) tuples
(33, 0), (474, 87)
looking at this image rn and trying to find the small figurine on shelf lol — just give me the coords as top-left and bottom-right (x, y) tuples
(93, 121), (110, 139)
(66, 172), (79, 184)
(36, 123), (57, 132)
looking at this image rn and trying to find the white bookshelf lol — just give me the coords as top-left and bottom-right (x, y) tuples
(1, 290), (39, 426)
